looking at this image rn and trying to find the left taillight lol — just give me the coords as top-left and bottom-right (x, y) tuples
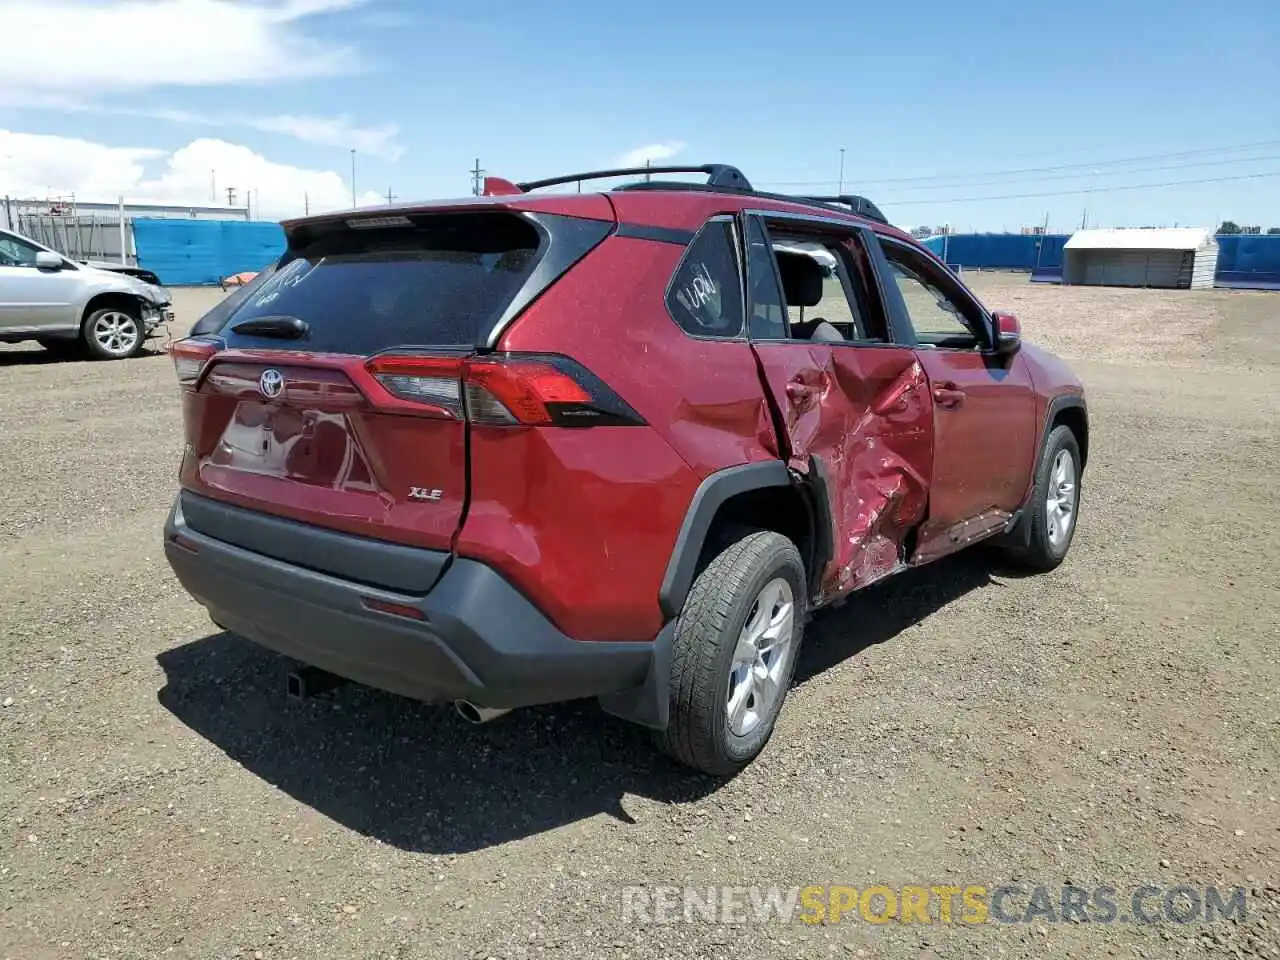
(169, 337), (219, 386)
(366, 354), (467, 419)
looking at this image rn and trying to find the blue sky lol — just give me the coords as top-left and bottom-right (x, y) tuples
(2, 0), (1278, 228)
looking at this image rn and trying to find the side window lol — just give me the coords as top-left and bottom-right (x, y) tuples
(665, 218), (744, 339)
(0, 234), (41, 268)
(771, 236), (888, 343)
(744, 218), (788, 340)
(881, 242), (984, 348)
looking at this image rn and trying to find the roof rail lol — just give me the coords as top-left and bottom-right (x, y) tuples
(797, 195), (888, 225)
(517, 164), (752, 193)
(508, 163), (890, 225)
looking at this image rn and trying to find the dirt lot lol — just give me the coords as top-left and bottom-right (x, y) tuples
(1, 276), (1277, 960)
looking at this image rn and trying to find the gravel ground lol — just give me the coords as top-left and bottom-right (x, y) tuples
(1, 277), (1277, 960)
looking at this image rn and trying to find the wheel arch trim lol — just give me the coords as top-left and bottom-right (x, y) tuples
(658, 461), (793, 620)
(1044, 393), (1088, 468)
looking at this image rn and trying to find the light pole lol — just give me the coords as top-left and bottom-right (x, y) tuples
(838, 147), (846, 195)
(350, 148), (357, 207)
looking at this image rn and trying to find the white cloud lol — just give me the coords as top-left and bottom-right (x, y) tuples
(0, 0), (368, 93)
(248, 115), (403, 160)
(615, 142), (688, 168)
(1, 130), (384, 219)
(55, 104), (406, 160)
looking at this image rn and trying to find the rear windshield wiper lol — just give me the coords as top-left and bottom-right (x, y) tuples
(231, 315), (310, 339)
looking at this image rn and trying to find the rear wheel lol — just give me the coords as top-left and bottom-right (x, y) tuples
(83, 307), (144, 360)
(654, 529), (807, 776)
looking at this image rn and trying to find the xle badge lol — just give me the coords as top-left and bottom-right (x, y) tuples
(408, 487), (444, 502)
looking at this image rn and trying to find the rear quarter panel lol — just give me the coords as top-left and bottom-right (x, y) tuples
(479, 235), (782, 641)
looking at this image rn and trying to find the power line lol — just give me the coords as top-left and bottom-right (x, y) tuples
(884, 169), (1280, 206)
(760, 139), (1280, 188)
(872, 154), (1280, 195)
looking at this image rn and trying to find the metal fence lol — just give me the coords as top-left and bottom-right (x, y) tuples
(15, 212), (133, 264)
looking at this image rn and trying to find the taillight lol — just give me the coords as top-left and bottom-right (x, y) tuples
(365, 352), (645, 427)
(366, 355), (466, 419)
(170, 337), (219, 385)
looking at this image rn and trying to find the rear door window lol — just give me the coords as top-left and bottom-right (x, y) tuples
(744, 218), (789, 340)
(218, 213), (544, 354)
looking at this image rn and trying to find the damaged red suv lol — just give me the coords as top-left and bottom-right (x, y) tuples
(164, 164), (1086, 776)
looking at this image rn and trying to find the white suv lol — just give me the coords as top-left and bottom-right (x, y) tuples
(0, 227), (172, 360)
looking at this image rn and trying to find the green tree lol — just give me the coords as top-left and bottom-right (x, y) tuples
(1267, 227), (1280, 235)
(1217, 220), (1242, 235)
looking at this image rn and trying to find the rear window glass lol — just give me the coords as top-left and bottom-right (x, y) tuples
(218, 213), (542, 353)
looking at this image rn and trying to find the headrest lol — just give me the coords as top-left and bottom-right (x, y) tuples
(774, 252), (825, 307)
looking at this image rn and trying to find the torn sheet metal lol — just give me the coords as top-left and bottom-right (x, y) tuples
(749, 344), (933, 604)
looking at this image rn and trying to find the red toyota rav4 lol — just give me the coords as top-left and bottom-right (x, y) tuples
(164, 164), (1086, 776)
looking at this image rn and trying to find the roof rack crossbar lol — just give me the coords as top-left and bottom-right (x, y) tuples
(796, 195), (888, 225)
(517, 164), (752, 193)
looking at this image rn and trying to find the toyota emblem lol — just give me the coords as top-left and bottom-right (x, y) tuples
(259, 368), (285, 399)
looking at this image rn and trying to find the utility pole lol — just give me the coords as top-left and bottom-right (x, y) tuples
(304, 192), (309, 216)
(838, 147), (846, 195)
(645, 159), (652, 183)
(471, 158), (485, 196)
(350, 149), (357, 207)
(385, 186), (397, 205)
(226, 186), (237, 207)
(210, 169), (216, 203)
(1080, 206), (1088, 230)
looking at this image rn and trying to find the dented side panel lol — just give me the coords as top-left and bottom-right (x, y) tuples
(749, 343), (933, 604)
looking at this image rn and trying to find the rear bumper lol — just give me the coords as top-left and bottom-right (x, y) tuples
(163, 495), (669, 722)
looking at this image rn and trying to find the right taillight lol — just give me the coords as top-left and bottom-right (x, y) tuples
(169, 337), (219, 386)
(365, 352), (645, 427)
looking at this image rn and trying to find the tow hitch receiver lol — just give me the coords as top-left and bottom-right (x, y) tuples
(286, 665), (348, 700)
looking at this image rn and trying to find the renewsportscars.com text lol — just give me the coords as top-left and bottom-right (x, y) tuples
(621, 884), (1247, 926)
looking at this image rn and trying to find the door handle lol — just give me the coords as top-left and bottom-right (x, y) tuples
(932, 384), (966, 407)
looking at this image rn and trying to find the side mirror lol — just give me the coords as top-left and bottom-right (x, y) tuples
(35, 251), (64, 272)
(992, 310), (1021, 356)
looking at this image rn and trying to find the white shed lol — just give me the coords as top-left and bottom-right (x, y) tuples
(1063, 228), (1218, 289)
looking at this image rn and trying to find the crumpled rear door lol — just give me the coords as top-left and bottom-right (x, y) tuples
(749, 343), (932, 600)
(743, 215), (934, 602)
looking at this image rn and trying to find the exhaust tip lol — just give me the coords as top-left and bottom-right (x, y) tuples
(453, 700), (511, 724)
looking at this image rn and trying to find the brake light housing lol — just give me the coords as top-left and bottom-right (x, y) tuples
(366, 352), (644, 427)
(169, 337), (219, 385)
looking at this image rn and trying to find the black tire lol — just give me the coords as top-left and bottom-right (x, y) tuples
(37, 338), (85, 359)
(82, 306), (145, 360)
(654, 529), (807, 776)
(1002, 424), (1082, 571)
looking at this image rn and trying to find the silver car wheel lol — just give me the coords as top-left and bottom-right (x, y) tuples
(1046, 448), (1077, 547)
(92, 311), (140, 357)
(726, 577), (796, 737)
